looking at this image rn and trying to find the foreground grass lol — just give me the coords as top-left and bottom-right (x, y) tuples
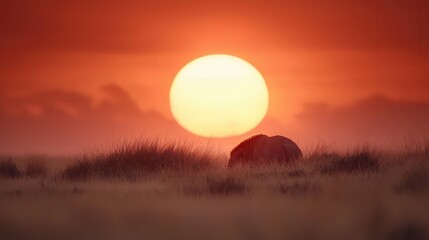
(0, 141), (428, 240)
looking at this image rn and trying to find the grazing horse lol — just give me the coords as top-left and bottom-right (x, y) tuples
(228, 134), (302, 167)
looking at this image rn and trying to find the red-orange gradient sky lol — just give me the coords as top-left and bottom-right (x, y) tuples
(1, 0), (428, 154)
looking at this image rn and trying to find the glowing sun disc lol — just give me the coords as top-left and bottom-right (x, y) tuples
(170, 54), (269, 138)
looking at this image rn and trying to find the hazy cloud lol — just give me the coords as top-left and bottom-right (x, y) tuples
(295, 95), (429, 147)
(0, 84), (186, 154)
(1, 87), (428, 154)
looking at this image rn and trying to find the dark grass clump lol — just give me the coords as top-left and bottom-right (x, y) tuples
(25, 160), (48, 178)
(61, 140), (219, 180)
(206, 176), (247, 195)
(279, 181), (320, 195)
(395, 168), (429, 194)
(0, 158), (21, 178)
(318, 146), (380, 174)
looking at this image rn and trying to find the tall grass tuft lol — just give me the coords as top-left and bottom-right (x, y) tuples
(317, 145), (380, 174)
(25, 160), (48, 178)
(0, 158), (21, 178)
(61, 140), (220, 180)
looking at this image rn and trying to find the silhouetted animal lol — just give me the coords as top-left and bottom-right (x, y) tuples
(228, 134), (302, 167)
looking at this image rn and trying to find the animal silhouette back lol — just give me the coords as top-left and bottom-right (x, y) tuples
(228, 134), (302, 167)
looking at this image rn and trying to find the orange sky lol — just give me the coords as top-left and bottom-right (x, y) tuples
(1, 0), (428, 154)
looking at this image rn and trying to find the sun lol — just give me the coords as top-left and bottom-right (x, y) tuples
(169, 54), (269, 138)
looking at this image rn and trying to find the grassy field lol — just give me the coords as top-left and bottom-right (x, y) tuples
(0, 140), (428, 240)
